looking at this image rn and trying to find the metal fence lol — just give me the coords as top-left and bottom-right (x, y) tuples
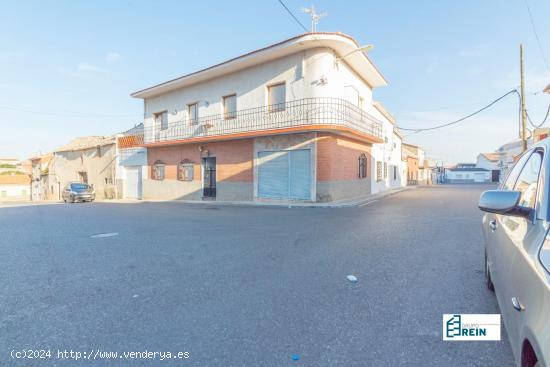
(134, 97), (384, 145)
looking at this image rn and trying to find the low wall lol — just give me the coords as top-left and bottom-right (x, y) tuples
(143, 179), (253, 201)
(316, 179), (371, 202)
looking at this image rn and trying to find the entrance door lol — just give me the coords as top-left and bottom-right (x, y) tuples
(202, 157), (216, 198)
(491, 170), (500, 182)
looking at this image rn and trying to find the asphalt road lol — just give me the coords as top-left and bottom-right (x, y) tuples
(0, 184), (514, 366)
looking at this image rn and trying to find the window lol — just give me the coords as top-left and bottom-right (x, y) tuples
(358, 96), (364, 110)
(268, 83), (286, 111)
(376, 161), (382, 182)
(188, 103), (198, 125)
(502, 151), (532, 190)
(513, 151), (542, 210)
(358, 154), (367, 179)
(155, 111), (168, 130)
(177, 160), (194, 181)
(223, 94), (237, 119)
(393, 166), (397, 180)
(383, 162), (388, 179)
(153, 160), (165, 180)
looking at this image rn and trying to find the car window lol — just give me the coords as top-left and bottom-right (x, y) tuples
(501, 151), (532, 190)
(70, 183), (89, 190)
(513, 151), (543, 210)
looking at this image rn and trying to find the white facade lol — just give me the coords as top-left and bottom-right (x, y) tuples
(140, 46), (388, 146)
(476, 154), (500, 171)
(0, 183), (30, 201)
(116, 145), (148, 199)
(445, 169), (491, 183)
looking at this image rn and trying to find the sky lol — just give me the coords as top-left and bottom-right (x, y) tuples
(0, 0), (549, 164)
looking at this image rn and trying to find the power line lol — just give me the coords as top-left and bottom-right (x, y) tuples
(523, 0), (550, 71)
(396, 89), (519, 132)
(527, 103), (550, 128)
(0, 104), (141, 118)
(277, 0), (309, 33)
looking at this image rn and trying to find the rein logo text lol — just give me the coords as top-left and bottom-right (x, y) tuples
(443, 314), (500, 341)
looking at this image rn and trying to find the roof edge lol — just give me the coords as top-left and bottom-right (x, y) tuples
(131, 32), (388, 99)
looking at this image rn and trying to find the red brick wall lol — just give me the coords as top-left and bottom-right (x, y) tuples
(317, 133), (372, 181)
(147, 139), (253, 182)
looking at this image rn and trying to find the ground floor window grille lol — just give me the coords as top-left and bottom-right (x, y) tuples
(358, 154), (368, 179)
(153, 161), (165, 180)
(376, 162), (382, 182)
(178, 160), (194, 181)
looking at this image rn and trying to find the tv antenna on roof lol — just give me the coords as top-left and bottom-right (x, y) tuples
(301, 5), (327, 32)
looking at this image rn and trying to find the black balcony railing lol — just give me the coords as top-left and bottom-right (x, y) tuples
(136, 97), (383, 145)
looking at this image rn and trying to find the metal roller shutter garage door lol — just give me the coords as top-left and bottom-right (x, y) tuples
(258, 149), (311, 200)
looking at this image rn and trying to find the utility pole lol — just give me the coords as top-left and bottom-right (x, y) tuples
(520, 44), (528, 152)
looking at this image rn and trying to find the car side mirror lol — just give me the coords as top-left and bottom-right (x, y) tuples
(478, 190), (532, 219)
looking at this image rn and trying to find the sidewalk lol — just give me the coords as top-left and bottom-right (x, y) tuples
(109, 186), (416, 208)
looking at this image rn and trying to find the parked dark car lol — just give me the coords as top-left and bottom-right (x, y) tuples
(479, 141), (550, 367)
(62, 182), (95, 203)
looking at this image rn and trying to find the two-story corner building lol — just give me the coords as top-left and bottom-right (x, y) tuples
(129, 32), (403, 202)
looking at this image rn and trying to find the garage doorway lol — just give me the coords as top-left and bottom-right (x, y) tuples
(125, 166), (142, 199)
(258, 149), (311, 200)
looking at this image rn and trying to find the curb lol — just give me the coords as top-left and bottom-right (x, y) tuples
(104, 186), (416, 209)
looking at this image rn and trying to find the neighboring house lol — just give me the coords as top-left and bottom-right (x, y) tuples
(402, 143), (424, 185)
(53, 136), (117, 200)
(30, 153), (55, 200)
(0, 174), (31, 201)
(476, 153), (500, 182)
(370, 101), (405, 192)
(496, 138), (529, 180)
(0, 158), (20, 174)
(116, 124), (147, 199)
(445, 167), (491, 183)
(129, 32), (404, 202)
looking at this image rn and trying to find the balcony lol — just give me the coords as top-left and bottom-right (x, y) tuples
(121, 97), (384, 148)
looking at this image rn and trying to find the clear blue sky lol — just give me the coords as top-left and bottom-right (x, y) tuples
(1, 0), (549, 163)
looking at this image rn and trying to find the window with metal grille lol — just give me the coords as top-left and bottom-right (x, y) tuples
(153, 160), (165, 180)
(177, 160), (194, 181)
(358, 154), (367, 179)
(376, 161), (382, 182)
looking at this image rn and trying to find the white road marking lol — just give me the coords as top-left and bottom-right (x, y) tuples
(358, 200), (378, 207)
(90, 232), (119, 238)
(347, 275), (358, 283)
